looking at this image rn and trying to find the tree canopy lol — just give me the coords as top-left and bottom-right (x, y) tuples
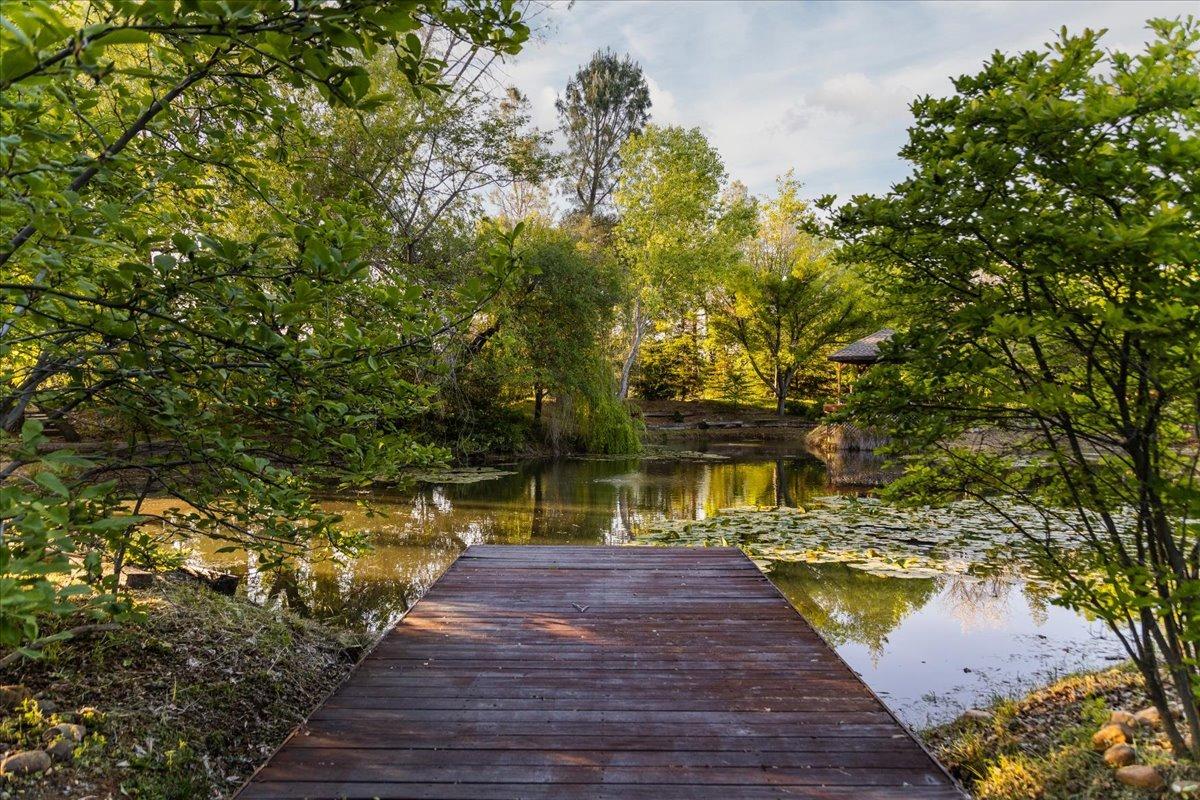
(713, 174), (873, 415)
(612, 124), (751, 398)
(0, 0), (529, 656)
(556, 47), (651, 219)
(826, 17), (1200, 756)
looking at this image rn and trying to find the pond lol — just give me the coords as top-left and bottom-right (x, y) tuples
(189, 441), (1124, 728)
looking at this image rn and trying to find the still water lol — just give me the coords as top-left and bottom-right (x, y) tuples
(194, 442), (1123, 727)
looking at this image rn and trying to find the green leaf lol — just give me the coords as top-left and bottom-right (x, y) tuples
(34, 471), (70, 498)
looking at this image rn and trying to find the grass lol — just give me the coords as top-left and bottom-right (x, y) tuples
(0, 577), (368, 799)
(924, 664), (1200, 798)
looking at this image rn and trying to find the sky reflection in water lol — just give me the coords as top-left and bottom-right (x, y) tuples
(194, 443), (1123, 726)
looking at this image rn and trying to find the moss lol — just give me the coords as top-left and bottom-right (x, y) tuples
(925, 664), (1200, 799)
(0, 577), (368, 799)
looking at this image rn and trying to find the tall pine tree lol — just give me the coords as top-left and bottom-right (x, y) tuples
(556, 49), (651, 218)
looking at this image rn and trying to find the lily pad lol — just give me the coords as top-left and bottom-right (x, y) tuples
(409, 467), (517, 484)
(633, 495), (1133, 582)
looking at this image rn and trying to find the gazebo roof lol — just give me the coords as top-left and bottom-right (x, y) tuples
(828, 328), (895, 365)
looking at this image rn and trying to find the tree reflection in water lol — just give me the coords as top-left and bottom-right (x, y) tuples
(192, 450), (833, 631)
(769, 561), (939, 656)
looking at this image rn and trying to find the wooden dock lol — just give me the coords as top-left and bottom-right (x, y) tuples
(238, 546), (962, 799)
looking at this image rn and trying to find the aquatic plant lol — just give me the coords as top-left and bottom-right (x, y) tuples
(636, 495), (1130, 583)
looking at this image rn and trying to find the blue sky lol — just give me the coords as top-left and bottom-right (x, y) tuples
(500, 0), (1196, 202)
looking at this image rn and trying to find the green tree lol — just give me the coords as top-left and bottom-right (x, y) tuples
(293, 52), (556, 455)
(613, 125), (751, 398)
(556, 48), (651, 219)
(0, 1), (528, 659)
(714, 174), (871, 415)
(500, 222), (622, 424)
(308, 65), (554, 269)
(631, 320), (707, 402)
(826, 19), (1200, 755)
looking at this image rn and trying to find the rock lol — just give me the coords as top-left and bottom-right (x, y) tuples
(35, 698), (57, 715)
(1104, 743), (1137, 767)
(1135, 706), (1163, 728)
(0, 749), (51, 776)
(1110, 710), (1137, 727)
(963, 708), (994, 722)
(44, 739), (74, 763)
(42, 723), (85, 743)
(0, 686), (31, 710)
(1172, 779), (1200, 794)
(1116, 765), (1165, 790)
(123, 568), (154, 589)
(1093, 722), (1135, 751)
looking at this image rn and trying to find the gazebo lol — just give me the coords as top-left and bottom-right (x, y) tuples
(828, 328), (894, 402)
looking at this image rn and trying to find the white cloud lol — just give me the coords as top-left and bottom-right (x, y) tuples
(644, 76), (679, 125)
(503, 0), (1196, 200)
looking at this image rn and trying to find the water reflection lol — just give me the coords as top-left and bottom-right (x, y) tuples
(771, 562), (940, 654)
(187, 446), (1122, 726)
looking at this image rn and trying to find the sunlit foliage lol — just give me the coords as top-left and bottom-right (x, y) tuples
(827, 18), (1200, 756)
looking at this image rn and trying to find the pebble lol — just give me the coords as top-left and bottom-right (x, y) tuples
(1135, 706), (1162, 728)
(44, 739), (74, 763)
(35, 699), (56, 715)
(43, 723), (86, 743)
(1093, 722), (1135, 751)
(0, 686), (31, 710)
(1116, 764), (1165, 790)
(1173, 780), (1200, 794)
(1103, 743), (1136, 767)
(963, 709), (993, 722)
(0, 749), (51, 776)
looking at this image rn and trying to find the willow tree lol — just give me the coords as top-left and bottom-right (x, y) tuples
(827, 19), (1200, 756)
(0, 0), (528, 659)
(556, 48), (651, 219)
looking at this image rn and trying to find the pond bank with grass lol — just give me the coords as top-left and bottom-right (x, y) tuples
(927, 664), (1200, 798)
(0, 578), (366, 799)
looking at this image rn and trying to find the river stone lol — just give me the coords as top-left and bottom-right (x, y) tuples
(1110, 710), (1137, 727)
(1093, 722), (1135, 751)
(1134, 706), (1162, 728)
(0, 685), (31, 709)
(0, 749), (51, 776)
(963, 708), (994, 722)
(1116, 765), (1165, 790)
(44, 738), (74, 763)
(42, 723), (86, 743)
(1104, 743), (1136, 767)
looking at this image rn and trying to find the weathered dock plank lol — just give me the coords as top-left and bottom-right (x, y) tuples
(238, 545), (962, 799)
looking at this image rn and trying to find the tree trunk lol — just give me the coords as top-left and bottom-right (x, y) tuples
(618, 304), (648, 400)
(533, 384), (544, 422)
(774, 367), (795, 416)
